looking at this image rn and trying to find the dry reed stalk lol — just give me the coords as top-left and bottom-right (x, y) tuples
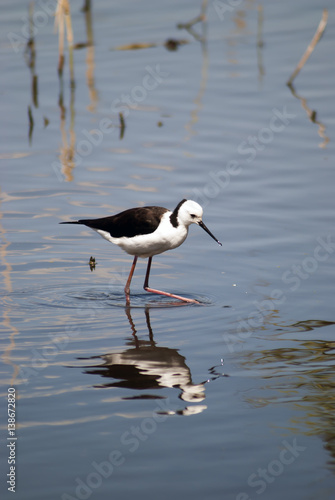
(83, 0), (98, 111)
(287, 9), (328, 85)
(55, 0), (75, 86)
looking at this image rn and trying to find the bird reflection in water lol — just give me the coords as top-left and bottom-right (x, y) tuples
(78, 306), (227, 416)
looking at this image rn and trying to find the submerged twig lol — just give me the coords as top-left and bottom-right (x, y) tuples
(82, 0), (90, 13)
(177, 0), (208, 30)
(25, 3), (36, 69)
(287, 9), (328, 85)
(113, 39), (189, 52)
(25, 2), (39, 110)
(119, 112), (126, 139)
(287, 82), (329, 148)
(257, 4), (264, 49)
(177, 0), (208, 43)
(257, 4), (265, 82)
(25, 2), (38, 144)
(28, 106), (34, 144)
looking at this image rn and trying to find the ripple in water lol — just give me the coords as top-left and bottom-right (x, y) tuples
(1, 284), (213, 310)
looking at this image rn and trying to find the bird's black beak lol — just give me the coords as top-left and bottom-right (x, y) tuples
(198, 220), (222, 246)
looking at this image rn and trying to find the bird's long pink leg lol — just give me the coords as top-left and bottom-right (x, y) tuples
(124, 256), (138, 297)
(143, 257), (199, 304)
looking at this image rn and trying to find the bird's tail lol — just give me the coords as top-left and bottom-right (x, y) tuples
(59, 221), (82, 224)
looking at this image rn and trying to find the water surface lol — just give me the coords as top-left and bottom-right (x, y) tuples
(1, 1), (335, 499)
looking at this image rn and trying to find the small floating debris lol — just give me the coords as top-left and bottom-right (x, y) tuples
(164, 38), (185, 51)
(88, 256), (96, 271)
(73, 42), (91, 50)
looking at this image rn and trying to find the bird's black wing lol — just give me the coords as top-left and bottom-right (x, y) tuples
(61, 206), (168, 239)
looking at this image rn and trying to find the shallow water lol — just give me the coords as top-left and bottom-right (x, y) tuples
(1, 0), (335, 499)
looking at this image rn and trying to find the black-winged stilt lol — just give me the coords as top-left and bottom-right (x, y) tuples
(60, 199), (221, 303)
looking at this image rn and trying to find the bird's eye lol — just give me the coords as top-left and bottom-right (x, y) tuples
(190, 214), (196, 218)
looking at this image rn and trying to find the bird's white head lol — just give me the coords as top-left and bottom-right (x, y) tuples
(178, 199), (204, 226)
(175, 199), (222, 246)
